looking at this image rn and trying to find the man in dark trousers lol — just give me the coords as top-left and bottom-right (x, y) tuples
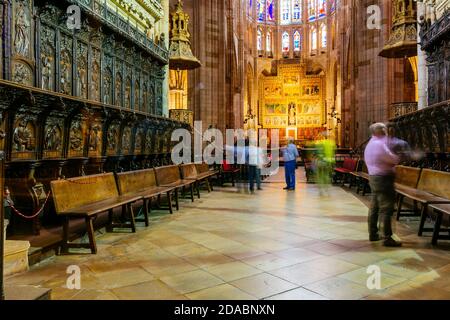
(364, 123), (402, 247)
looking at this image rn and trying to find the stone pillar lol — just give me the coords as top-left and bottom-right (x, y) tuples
(161, 0), (170, 117)
(417, 0), (428, 109)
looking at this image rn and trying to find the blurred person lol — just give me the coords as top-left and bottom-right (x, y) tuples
(364, 123), (402, 247)
(386, 123), (424, 163)
(315, 132), (336, 196)
(248, 142), (267, 193)
(282, 137), (299, 191)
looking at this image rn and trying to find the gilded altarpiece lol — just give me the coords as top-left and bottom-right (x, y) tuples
(259, 64), (325, 140)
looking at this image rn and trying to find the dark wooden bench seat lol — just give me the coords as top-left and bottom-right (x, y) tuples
(394, 166), (422, 220)
(51, 173), (142, 254)
(221, 161), (240, 186)
(116, 169), (178, 221)
(395, 168), (450, 239)
(333, 158), (358, 185)
(428, 203), (450, 245)
(350, 161), (370, 195)
(155, 165), (197, 208)
(180, 163), (214, 196)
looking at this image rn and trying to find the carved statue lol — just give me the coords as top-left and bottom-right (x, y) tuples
(135, 130), (142, 151)
(107, 125), (118, 151)
(115, 74), (122, 106)
(122, 128), (131, 151)
(60, 51), (72, 95)
(70, 121), (83, 151)
(44, 124), (62, 151)
(89, 125), (100, 151)
(125, 79), (131, 109)
(91, 61), (100, 101)
(13, 118), (32, 151)
(41, 49), (53, 90)
(14, 0), (31, 57)
(77, 58), (87, 98)
(13, 63), (32, 85)
(103, 70), (112, 104)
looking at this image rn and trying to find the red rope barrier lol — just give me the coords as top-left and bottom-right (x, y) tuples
(6, 191), (52, 220)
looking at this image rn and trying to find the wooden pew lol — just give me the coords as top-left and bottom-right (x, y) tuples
(221, 161), (240, 186)
(395, 169), (450, 237)
(333, 158), (358, 186)
(195, 163), (220, 192)
(51, 173), (141, 254)
(179, 164), (202, 198)
(116, 169), (178, 221)
(428, 203), (450, 245)
(350, 160), (370, 195)
(154, 165), (197, 209)
(394, 166), (422, 220)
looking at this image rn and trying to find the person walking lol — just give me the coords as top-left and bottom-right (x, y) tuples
(364, 123), (402, 247)
(248, 143), (264, 193)
(282, 137), (299, 191)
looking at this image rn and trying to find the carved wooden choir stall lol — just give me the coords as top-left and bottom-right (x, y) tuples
(0, 0), (190, 237)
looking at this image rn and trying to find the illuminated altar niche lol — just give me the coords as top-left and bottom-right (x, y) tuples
(259, 63), (325, 142)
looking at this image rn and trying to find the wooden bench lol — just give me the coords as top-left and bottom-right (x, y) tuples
(154, 165), (197, 209)
(395, 169), (450, 238)
(394, 166), (422, 220)
(350, 160), (370, 195)
(116, 169), (178, 221)
(196, 163), (220, 191)
(51, 173), (142, 254)
(428, 203), (450, 245)
(334, 158), (358, 185)
(221, 161), (240, 187)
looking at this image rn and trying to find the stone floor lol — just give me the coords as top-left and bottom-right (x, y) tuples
(5, 169), (450, 300)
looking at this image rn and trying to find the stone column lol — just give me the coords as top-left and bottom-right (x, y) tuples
(417, 0), (428, 109)
(161, 0), (170, 117)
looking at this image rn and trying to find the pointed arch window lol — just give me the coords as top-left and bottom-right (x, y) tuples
(320, 23), (327, 48)
(280, 0), (290, 24)
(308, 0), (316, 22)
(266, 0), (274, 21)
(257, 29), (263, 51)
(318, 0), (327, 19)
(257, 0), (265, 22)
(293, 31), (301, 52)
(292, 0), (302, 22)
(282, 31), (290, 53)
(311, 27), (317, 51)
(266, 30), (272, 53)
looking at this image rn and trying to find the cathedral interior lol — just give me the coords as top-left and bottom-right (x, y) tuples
(0, 0), (450, 302)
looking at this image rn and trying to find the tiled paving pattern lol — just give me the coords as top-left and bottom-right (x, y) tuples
(6, 169), (450, 300)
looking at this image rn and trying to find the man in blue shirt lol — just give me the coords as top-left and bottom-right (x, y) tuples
(282, 138), (299, 191)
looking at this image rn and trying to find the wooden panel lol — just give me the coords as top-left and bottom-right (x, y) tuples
(417, 169), (450, 199)
(195, 163), (210, 174)
(395, 166), (421, 188)
(116, 169), (157, 195)
(50, 173), (118, 214)
(180, 164), (197, 179)
(154, 165), (181, 185)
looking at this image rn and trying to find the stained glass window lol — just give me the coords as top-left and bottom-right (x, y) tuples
(266, 0), (274, 21)
(311, 27), (317, 50)
(330, 0), (336, 13)
(257, 0), (265, 22)
(293, 31), (301, 51)
(257, 29), (263, 51)
(308, 0), (316, 22)
(266, 30), (272, 52)
(292, 0), (302, 21)
(321, 23), (327, 47)
(282, 32), (290, 52)
(281, 0), (290, 24)
(248, 0), (253, 16)
(318, 0), (327, 19)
